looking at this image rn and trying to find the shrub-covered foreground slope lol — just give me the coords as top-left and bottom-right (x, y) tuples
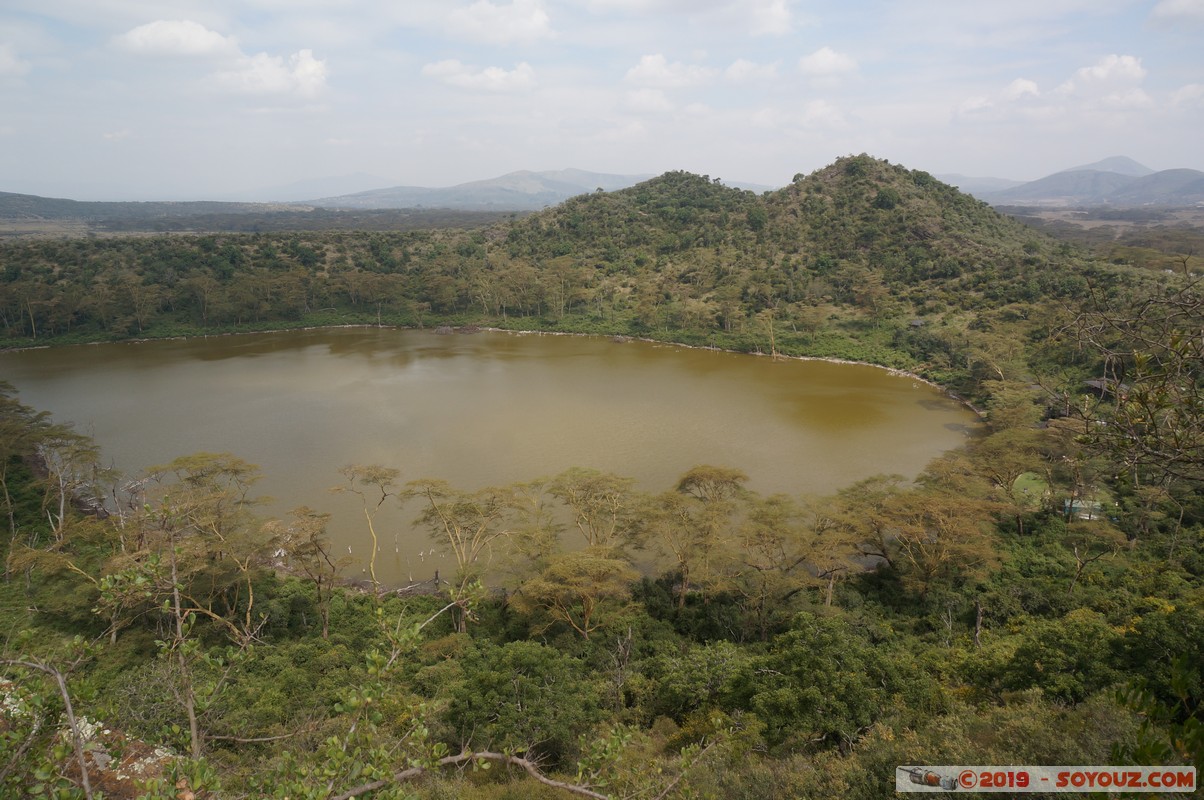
(1, 155), (1201, 798)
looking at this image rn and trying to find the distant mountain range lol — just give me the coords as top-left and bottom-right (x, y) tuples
(234, 173), (394, 203)
(307, 169), (654, 211)
(0, 192), (300, 221)
(5, 158), (1201, 225)
(307, 169), (777, 210)
(0, 168), (653, 221)
(943, 157), (1204, 207)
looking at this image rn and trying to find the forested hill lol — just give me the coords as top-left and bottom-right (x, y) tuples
(0, 154), (1152, 398)
(513, 155), (1037, 264)
(504, 155), (1077, 311)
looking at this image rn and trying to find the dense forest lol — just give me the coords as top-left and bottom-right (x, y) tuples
(1, 156), (1201, 798)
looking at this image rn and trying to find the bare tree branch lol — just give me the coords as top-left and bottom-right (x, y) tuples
(1, 658), (94, 800)
(330, 750), (610, 800)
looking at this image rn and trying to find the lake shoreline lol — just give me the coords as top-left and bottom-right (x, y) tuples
(0, 321), (986, 417)
(472, 326), (985, 416)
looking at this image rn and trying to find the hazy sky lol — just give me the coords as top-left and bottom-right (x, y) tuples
(2, 0), (1202, 200)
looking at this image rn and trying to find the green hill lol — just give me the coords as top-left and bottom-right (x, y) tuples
(503, 155), (1076, 308)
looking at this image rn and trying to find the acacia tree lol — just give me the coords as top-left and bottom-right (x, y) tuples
(513, 547), (638, 640)
(266, 505), (348, 639)
(35, 427), (109, 544)
(641, 490), (696, 609)
(886, 487), (999, 599)
(642, 466), (748, 609)
(890, 454), (1002, 599)
(674, 465), (748, 605)
(833, 474), (907, 568)
(797, 496), (858, 608)
(505, 477), (562, 571)
(407, 479), (514, 632)
(0, 382), (55, 545)
(972, 427), (1047, 535)
(730, 493), (809, 640)
(1067, 278), (1204, 488)
(95, 453), (271, 758)
(1064, 519), (1126, 593)
(547, 467), (641, 552)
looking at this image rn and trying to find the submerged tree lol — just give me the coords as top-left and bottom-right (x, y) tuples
(334, 464), (401, 593)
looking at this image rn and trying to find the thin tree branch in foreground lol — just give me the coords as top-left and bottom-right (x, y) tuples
(331, 750), (610, 800)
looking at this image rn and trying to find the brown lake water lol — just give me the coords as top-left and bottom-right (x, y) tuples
(0, 328), (978, 584)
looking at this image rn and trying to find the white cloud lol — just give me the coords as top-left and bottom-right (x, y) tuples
(447, 0), (554, 45)
(421, 59), (536, 91)
(1100, 88), (1154, 109)
(1171, 84), (1204, 107)
(1150, 0), (1204, 23)
(1002, 78), (1040, 100)
(102, 129), (132, 141)
(749, 107), (782, 128)
(626, 87), (673, 112)
(725, 58), (778, 82)
(748, 0), (793, 35)
(625, 54), (716, 88)
(1055, 54), (1145, 96)
(113, 19), (238, 57)
(958, 95), (993, 114)
(580, 0), (797, 35)
(582, 0), (728, 11)
(213, 49), (327, 98)
(798, 99), (847, 128)
(113, 20), (327, 99)
(798, 46), (856, 77)
(959, 55), (1157, 126)
(0, 43), (31, 76)
(586, 118), (647, 145)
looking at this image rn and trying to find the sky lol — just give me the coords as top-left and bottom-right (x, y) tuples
(1, 0), (1202, 200)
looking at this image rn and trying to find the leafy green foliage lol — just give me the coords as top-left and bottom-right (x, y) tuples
(732, 613), (936, 750)
(438, 640), (602, 765)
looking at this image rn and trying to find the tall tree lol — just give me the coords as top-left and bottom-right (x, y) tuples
(266, 505), (348, 639)
(729, 493), (809, 639)
(1067, 279), (1204, 488)
(407, 479), (514, 632)
(644, 465), (748, 608)
(0, 382), (55, 543)
(513, 547), (638, 640)
(548, 467), (641, 552)
(95, 453), (271, 757)
(35, 427), (108, 544)
(972, 427), (1047, 535)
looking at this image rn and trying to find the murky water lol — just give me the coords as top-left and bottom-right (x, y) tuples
(1, 328), (977, 584)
